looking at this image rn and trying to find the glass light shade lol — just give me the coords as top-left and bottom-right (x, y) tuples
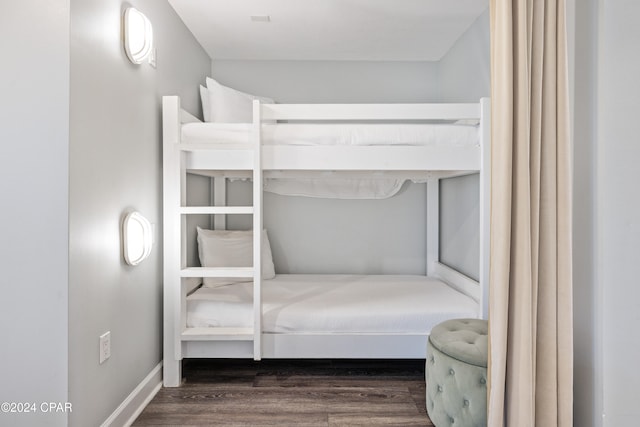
(124, 7), (153, 64)
(123, 211), (153, 266)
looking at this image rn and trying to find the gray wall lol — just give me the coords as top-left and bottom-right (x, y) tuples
(436, 9), (490, 280)
(265, 185), (426, 274)
(438, 9), (491, 103)
(439, 175), (480, 280)
(212, 60), (440, 274)
(223, 180), (427, 274)
(211, 27), (491, 276)
(0, 1), (70, 426)
(575, 0), (640, 427)
(68, 1), (210, 426)
(211, 60), (441, 104)
(592, 1), (640, 425)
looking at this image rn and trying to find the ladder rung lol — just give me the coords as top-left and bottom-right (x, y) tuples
(180, 267), (254, 278)
(181, 327), (254, 341)
(179, 206), (254, 215)
(179, 141), (253, 151)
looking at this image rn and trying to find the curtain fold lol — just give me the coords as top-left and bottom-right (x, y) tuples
(488, 0), (573, 426)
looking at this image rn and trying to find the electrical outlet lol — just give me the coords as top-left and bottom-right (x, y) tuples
(99, 331), (111, 364)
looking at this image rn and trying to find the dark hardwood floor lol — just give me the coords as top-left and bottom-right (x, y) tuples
(133, 359), (433, 426)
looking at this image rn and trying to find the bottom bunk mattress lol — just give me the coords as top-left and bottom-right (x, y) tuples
(186, 274), (478, 334)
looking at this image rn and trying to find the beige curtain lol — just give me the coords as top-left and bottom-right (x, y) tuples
(488, 0), (573, 426)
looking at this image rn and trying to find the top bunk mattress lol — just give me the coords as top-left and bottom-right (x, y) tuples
(187, 274), (479, 334)
(181, 122), (479, 147)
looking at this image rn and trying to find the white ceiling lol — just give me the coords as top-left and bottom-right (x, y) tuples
(168, 0), (489, 61)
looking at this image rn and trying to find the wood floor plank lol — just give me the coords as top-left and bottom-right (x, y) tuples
(132, 359), (433, 426)
(329, 413), (434, 426)
(133, 412), (329, 426)
(253, 375), (416, 389)
(140, 388), (418, 414)
(409, 382), (428, 415)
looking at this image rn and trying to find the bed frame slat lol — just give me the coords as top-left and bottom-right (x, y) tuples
(261, 103), (480, 121)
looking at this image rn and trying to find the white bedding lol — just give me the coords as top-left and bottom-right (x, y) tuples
(262, 177), (406, 199)
(187, 274), (478, 334)
(182, 122), (479, 199)
(181, 122), (479, 147)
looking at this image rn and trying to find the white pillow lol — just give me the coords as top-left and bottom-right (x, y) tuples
(204, 77), (274, 123)
(197, 227), (276, 288)
(199, 85), (210, 122)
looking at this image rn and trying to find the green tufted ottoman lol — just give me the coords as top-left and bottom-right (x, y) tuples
(425, 318), (488, 427)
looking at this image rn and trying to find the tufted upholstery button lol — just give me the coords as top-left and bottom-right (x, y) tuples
(479, 377), (486, 385)
(463, 399), (470, 407)
(449, 368), (455, 375)
(449, 416), (455, 423)
(437, 385), (443, 392)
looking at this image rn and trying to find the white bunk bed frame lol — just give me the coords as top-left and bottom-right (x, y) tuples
(162, 96), (491, 387)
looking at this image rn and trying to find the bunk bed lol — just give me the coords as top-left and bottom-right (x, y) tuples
(162, 94), (491, 387)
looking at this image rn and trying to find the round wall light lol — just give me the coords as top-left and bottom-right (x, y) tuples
(123, 7), (153, 65)
(123, 211), (153, 266)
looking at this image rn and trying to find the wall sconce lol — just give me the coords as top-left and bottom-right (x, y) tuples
(123, 7), (153, 65)
(123, 211), (153, 266)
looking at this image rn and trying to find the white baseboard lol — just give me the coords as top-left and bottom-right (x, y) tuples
(101, 362), (162, 427)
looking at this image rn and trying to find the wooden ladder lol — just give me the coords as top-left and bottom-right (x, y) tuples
(163, 97), (263, 379)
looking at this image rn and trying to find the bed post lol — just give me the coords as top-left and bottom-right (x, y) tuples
(163, 96), (183, 386)
(252, 100), (263, 360)
(426, 180), (439, 276)
(478, 98), (491, 319)
(212, 177), (226, 230)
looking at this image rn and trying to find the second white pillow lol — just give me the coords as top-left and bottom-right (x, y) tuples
(204, 77), (274, 123)
(197, 227), (276, 288)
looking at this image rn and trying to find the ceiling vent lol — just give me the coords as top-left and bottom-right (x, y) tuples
(250, 15), (271, 22)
